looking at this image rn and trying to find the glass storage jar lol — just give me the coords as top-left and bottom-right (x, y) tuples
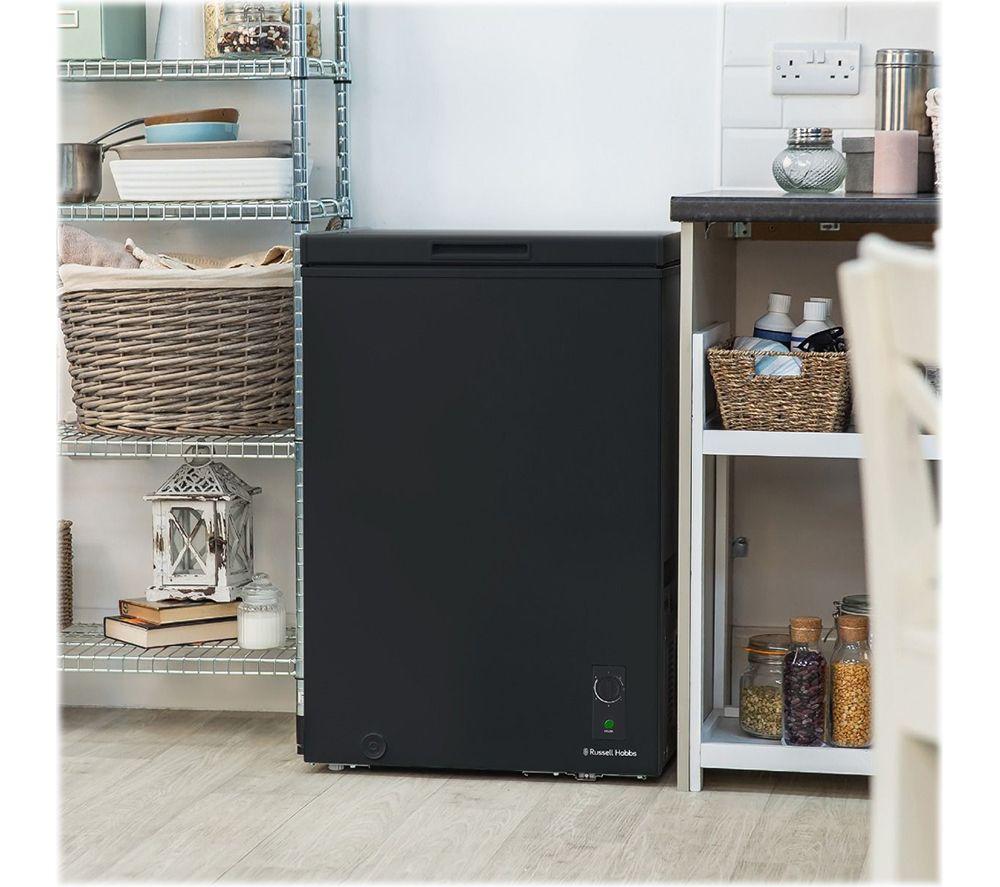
(281, 3), (321, 57)
(830, 593), (873, 647)
(739, 633), (789, 739)
(830, 614), (872, 748)
(773, 127), (847, 192)
(782, 616), (827, 746)
(237, 573), (286, 649)
(216, 3), (291, 57)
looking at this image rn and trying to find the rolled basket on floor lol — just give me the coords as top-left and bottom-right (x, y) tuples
(58, 263), (294, 437)
(59, 520), (73, 630)
(707, 341), (851, 433)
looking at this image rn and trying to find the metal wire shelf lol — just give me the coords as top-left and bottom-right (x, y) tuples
(59, 624), (296, 676)
(59, 423), (295, 459)
(58, 198), (348, 223)
(59, 57), (350, 82)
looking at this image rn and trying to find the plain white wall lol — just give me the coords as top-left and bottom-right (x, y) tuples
(349, 1), (723, 229)
(61, 1), (724, 711)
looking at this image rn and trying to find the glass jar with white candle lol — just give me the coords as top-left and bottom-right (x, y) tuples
(237, 573), (286, 649)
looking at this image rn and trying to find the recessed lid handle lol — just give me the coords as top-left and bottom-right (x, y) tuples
(430, 241), (530, 261)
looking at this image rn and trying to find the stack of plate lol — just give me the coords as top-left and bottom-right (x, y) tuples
(109, 141), (310, 201)
(145, 108), (239, 143)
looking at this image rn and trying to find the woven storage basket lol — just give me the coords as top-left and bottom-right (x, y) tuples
(707, 341), (851, 432)
(59, 265), (294, 436)
(58, 520), (73, 630)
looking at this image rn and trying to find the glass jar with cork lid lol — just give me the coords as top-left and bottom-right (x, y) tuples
(833, 593), (873, 646)
(739, 634), (789, 740)
(830, 614), (872, 748)
(782, 616), (827, 746)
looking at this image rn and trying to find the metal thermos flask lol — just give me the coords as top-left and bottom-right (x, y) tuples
(875, 48), (935, 135)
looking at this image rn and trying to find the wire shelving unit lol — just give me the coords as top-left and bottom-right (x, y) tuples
(58, 1), (352, 690)
(59, 624), (296, 676)
(59, 423), (295, 460)
(59, 57), (349, 81)
(58, 198), (345, 223)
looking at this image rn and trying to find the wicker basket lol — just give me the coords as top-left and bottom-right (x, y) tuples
(59, 274), (294, 437)
(59, 520), (73, 631)
(707, 341), (851, 432)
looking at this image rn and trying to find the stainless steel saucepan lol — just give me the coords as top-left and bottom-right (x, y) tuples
(58, 118), (146, 203)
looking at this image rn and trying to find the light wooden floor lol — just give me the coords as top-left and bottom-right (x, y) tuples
(62, 707), (870, 882)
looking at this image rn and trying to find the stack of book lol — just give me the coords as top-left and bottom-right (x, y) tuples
(103, 599), (238, 648)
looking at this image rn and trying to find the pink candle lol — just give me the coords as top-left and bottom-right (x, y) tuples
(874, 130), (919, 194)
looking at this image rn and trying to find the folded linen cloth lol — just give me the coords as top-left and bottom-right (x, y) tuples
(57, 225), (140, 269)
(125, 240), (293, 270)
(58, 262), (293, 293)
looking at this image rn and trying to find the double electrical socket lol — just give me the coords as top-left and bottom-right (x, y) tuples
(771, 42), (861, 95)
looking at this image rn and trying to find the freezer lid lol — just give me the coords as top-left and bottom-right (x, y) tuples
(301, 230), (680, 268)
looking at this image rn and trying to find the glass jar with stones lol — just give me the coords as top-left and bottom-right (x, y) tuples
(739, 634), (789, 740)
(216, 3), (290, 56)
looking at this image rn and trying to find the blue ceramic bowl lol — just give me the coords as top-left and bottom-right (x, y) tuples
(145, 121), (240, 143)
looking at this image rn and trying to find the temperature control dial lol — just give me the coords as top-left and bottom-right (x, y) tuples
(591, 665), (628, 743)
(594, 674), (624, 705)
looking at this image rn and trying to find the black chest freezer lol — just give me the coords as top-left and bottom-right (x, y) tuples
(299, 231), (679, 779)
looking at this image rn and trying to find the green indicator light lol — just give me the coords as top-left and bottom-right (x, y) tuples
(603, 719), (615, 730)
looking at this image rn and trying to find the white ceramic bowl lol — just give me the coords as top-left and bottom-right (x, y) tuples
(109, 157), (312, 201)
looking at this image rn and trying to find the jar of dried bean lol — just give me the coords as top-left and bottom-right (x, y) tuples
(782, 616), (826, 747)
(217, 3), (291, 57)
(739, 634), (789, 739)
(830, 614), (871, 748)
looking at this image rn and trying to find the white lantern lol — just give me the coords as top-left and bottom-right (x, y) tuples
(144, 459), (261, 602)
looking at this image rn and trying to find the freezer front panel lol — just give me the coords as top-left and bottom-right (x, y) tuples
(302, 267), (671, 776)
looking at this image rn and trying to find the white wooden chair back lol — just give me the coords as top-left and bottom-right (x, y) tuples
(838, 233), (940, 882)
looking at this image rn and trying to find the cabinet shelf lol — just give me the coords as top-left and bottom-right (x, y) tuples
(702, 425), (940, 460)
(701, 710), (873, 776)
(59, 423), (295, 459)
(59, 57), (349, 82)
(59, 624), (296, 676)
(58, 198), (348, 223)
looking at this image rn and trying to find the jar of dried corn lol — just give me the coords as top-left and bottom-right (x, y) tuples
(830, 614), (872, 748)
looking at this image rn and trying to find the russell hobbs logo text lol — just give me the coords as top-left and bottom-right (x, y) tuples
(583, 747), (637, 758)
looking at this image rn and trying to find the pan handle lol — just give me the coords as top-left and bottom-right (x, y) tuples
(101, 135), (146, 157)
(89, 117), (146, 145)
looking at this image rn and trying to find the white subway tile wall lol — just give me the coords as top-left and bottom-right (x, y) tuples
(782, 65), (877, 128)
(720, 1), (939, 188)
(722, 68), (783, 127)
(724, 3), (846, 65)
(721, 129), (789, 188)
(846, 1), (941, 65)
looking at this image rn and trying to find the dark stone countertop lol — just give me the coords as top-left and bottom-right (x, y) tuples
(670, 189), (939, 224)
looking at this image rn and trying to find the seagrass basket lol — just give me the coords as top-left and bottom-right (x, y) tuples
(59, 520), (73, 630)
(59, 280), (294, 437)
(707, 341), (851, 433)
